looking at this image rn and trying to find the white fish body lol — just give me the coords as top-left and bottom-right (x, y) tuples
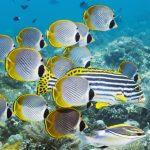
(85, 130), (145, 147)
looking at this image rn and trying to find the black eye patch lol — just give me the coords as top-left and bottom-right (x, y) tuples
(87, 102), (92, 108)
(79, 120), (86, 131)
(40, 39), (45, 48)
(89, 89), (94, 101)
(134, 74), (138, 82)
(85, 61), (90, 68)
(38, 65), (45, 77)
(44, 109), (49, 119)
(7, 108), (12, 119)
(87, 34), (92, 44)
(75, 32), (80, 42)
(109, 20), (115, 29)
(135, 86), (141, 92)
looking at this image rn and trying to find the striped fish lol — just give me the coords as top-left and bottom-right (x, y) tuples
(37, 67), (145, 106)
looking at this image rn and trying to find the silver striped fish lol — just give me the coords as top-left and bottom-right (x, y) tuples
(37, 67), (144, 107)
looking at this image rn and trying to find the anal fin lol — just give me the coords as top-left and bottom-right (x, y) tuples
(95, 102), (110, 109)
(114, 92), (127, 103)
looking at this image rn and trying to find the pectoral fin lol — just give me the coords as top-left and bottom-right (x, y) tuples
(114, 92), (127, 103)
(95, 102), (110, 109)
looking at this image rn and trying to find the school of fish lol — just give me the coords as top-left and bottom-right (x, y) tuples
(0, 4), (147, 148)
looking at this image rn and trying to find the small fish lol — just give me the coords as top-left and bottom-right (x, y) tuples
(37, 61), (144, 108)
(83, 5), (118, 31)
(5, 47), (46, 81)
(80, 1), (89, 9)
(32, 18), (37, 23)
(52, 76), (94, 107)
(13, 16), (20, 21)
(44, 108), (87, 138)
(0, 95), (12, 126)
(75, 23), (93, 46)
(46, 56), (74, 78)
(13, 94), (49, 122)
(63, 46), (92, 68)
(46, 20), (80, 48)
(21, 4), (29, 10)
(0, 34), (15, 62)
(80, 124), (146, 148)
(16, 27), (47, 51)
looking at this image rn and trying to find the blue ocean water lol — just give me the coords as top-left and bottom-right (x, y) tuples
(0, 0), (150, 37)
(0, 0), (150, 149)
(0, 0), (150, 56)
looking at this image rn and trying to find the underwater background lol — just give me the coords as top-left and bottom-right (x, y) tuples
(0, 0), (150, 149)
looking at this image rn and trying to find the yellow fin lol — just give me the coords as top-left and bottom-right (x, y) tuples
(52, 76), (72, 108)
(65, 68), (84, 76)
(95, 102), (110, 109)
(84, 6), (97, 30)
(47, 21), (63, 48)
(115, 92), (127, 103)
(65, 67), (122, 78)
(16, 35), (22, 45)
(83, 11), (89, 20)
(87, 5), (97, 15)
(46, 30), (50, 39)
(5, 49), (25, 81)
(13, 95), (28, 122)
(108, 124), (129, 128)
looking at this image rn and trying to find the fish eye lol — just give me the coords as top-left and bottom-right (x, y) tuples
(7, 108), (12, 119)
(40, 39), (45, 48)
(135, 86), (141, 92)
(79, 120), (86, 131)
(41, 58), (43, 62)
(87, 34), (92, 44)
(75, 32), (80, 42)
(137, 132), (144, 136)
(44, 109), (49, 119)
(42, 34), (44, 37)
(13, 44), (16, 48)
(89, 89), (94, 101)
(109, 20), (115, 29)
(134, 74), (138, 82)
(38, 65), (45, 77)
(85, 61), (90, 68)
